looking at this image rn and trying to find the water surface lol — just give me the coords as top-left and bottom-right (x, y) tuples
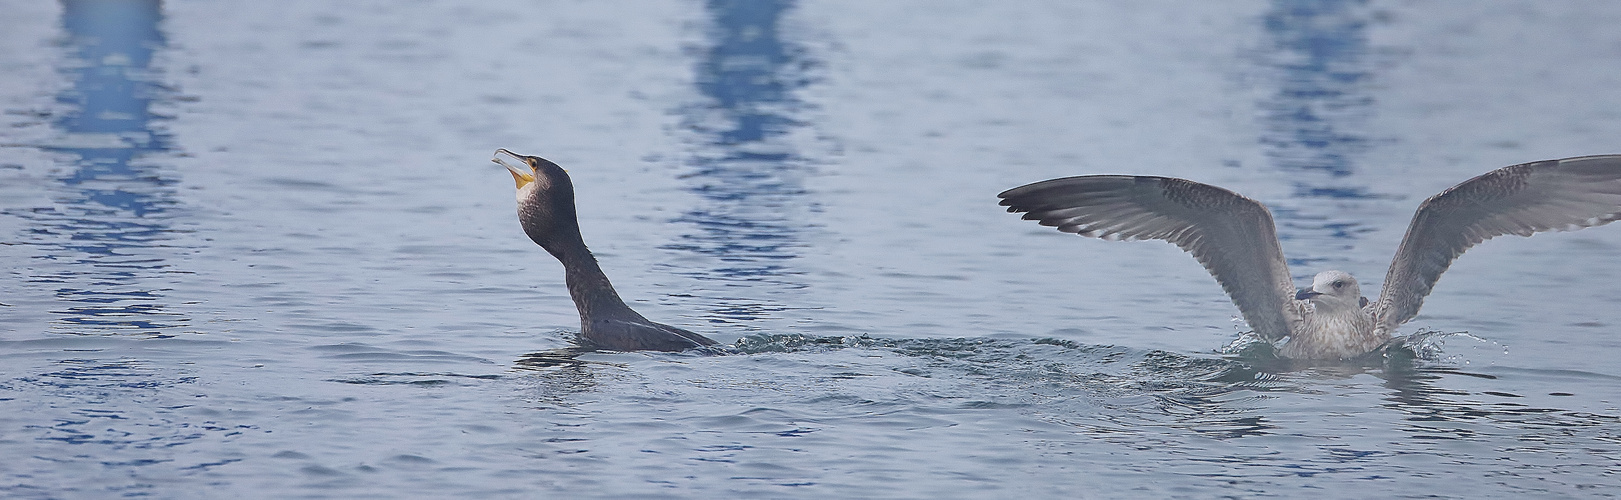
(3, 1), (1621, 497)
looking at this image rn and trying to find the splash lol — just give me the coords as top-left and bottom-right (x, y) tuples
(1393, 328), (1507, 367)
(1218, 330), (1279, 359)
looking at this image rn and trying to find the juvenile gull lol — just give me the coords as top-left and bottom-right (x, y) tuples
(998, 155), (1621, 360)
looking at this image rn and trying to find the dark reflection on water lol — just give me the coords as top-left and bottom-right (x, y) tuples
(16, 0), (185, 335)
(663, 0), (816, 326)
(517, 363), (601, 409)
(515, 346), (609, 369)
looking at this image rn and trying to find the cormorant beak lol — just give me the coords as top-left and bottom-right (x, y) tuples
(1295, 288), (1322, 300)
(493, 149), (535, 189)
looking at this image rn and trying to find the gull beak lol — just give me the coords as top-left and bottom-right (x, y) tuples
(1295, 288), (1322, 300)
(493, 149), (534, 189)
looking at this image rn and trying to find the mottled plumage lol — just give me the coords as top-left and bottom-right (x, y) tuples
(998, 155), (1621, 360)
(494, 149), (717, 352)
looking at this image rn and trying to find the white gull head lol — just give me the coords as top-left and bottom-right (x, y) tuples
(1298, 270), (1362, 312)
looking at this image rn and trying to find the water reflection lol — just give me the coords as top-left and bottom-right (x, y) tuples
(1378, 368), (1621, 444)
(21, 0), (185, 335)
(515, 347), (608, 370)
(663, 0), (816, 326)
(1256, 0), (1385, 267)
(515, 348), (608, 409)
(739, 334), (1284, 438)
(1258, 0), (1374, 192)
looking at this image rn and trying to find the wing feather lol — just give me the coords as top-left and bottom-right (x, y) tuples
(1375, 155), (1621, 331)
(998, 175), (1298, 340)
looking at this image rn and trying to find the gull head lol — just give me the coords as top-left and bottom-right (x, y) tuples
(1295, 270), (1362, 311)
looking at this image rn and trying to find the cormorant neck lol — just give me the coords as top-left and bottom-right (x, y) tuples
(519, 188), (644, 325)
(542, 232), (638, 321)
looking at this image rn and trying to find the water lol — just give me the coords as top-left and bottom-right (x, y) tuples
(3, 0), (1621, 497)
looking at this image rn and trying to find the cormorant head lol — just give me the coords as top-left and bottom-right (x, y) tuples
(1296, 270), (1362, 311)
(494, 149), (572, 199)
(493, 149), (579, 251)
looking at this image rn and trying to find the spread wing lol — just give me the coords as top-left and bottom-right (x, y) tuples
(998, 175), (1299, 340)
(1375, 155), (1621, 332)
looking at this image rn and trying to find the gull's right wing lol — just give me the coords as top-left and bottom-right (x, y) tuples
(999, 175), (1300, 340)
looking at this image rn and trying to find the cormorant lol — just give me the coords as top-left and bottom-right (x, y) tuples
(494, 149), (718, 352)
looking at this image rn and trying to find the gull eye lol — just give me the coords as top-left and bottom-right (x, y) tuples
(1332, 281), (1344, 289)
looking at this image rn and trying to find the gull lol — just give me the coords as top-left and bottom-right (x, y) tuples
(997, 155), (1621, 360)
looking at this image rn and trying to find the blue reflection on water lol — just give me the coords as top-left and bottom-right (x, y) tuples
(1257, 0), (1384, 270)
(25, 0), (184, 334)
(664, 0), (815, 325)
(693, 0), (807, 147)
(1258, 0), (1379, 199)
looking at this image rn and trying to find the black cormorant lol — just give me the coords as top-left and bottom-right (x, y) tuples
(494, 149), (718, 352)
